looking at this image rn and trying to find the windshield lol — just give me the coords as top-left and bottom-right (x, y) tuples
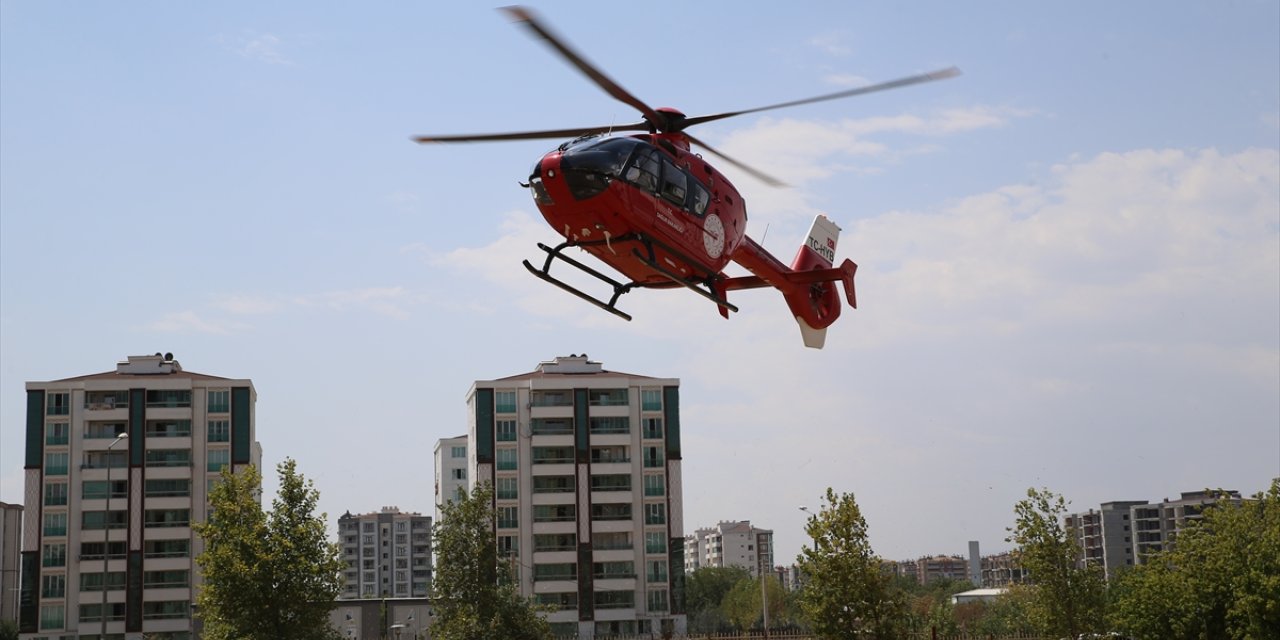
(558, 137), (643, 179)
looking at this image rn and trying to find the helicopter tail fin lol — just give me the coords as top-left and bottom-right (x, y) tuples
(783, 215), (856, 349)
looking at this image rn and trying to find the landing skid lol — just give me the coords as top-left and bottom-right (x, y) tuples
(524, 241), (636, 321)
(629, 241), (739, 314)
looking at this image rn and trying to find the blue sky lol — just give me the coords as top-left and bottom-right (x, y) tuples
(2, 2), (1277, 565)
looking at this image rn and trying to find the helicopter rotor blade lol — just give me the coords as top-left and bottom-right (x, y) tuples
(681, 66), (961, 129)
(414, 121), (650, 144)
(501, 6), (666, 130)
(683, 132), (789, 188)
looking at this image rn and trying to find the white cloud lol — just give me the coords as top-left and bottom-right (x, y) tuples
(144, 311), (243, 335)
(217, 31), (293, 65)
(809, 32), (853, 56)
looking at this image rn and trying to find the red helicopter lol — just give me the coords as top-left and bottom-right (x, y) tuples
(416, 6), (958, 348)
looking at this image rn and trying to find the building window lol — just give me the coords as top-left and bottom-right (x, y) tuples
(532, 446), (574, 465)
(44, 482), (68, 506)
(79, 541), (126, 560)
(43, 512), (67, 536)
(144, 509), (190, 528)
(644, 503), (666, 526)
(45, 422), (69, 445)
(142, 600), (190, 620)
(40, 603), (65, 630)
(641, 389), (662, 411)
(85, 421), (127, 439)
(643, 474), (665, 497)
(533, 563), (576, 582)
(145, 420), (191, 437)
(531, 418), (573, 435)
(44, 452), (69, 475)
(498, 535), (519, 557)
(144, 539), (189, 558)
(496, 420), (517, 441)
(588, 389), (629, 406)
(533, 504), (576, 522)
(208, 390), (230, 413)
(206, 448), (231, 472)
(645, 531), (667, 554)
(83, 510), (128, 530)
(83, 479), (128, 500)
(642, 417), (664, 440)
(534, 533), (576, 552)
(79, 602), (126, 623)
(40, 573), (66, 598)
(145, 449), (192, 468)
(592, 531), (631, 551)
(647, 589), (669, 612)
(643, 446), (664, 468)
(594, 589), (635, 609)
(495, 391), (517, 413)
(590, 445), (629, 464)
(530, 390), (572, 407)
(145, 389), (191, 408)
(591, 474), (630, 492)
(594, 561), (635, 579)
(83, 450), (126, 469)
(80, 571), (126, 592)
(451, 468), (466, 480)
(42, 543), (67, 567)
(536, 592), (577, 609)
(46, 392), (70, 416)
(646, 559), (668, 582)
(496, 477), (519, 500)
(497, 506), (519, 529)
(145, 478), (191, 497)
(496, 448), (517, 471)
(533, 475), (574, 493)
(591, 503), (632, 521)
(208, 420), (230, 442)
(589, 417), (629, 435)
(451, 445), (467, 458)
(143, 570), (189, 589)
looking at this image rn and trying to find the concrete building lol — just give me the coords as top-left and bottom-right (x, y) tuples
(19, 353), (260, 639)
(336, 507), (432, 600)
(913, 555), (969, 585)
(1, 502), (22, 623)
(329, 597), (431, 640)
(683, 521), (773, 578)
(980, 551), (1028, 588)
(1066, 500), (1147, 579)
(433, 435), (469, 526)
(1131, 490), (1241, 563)
(457, 354), (687, 638)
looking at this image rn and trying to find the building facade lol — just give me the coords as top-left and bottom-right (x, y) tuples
(1066, 500), (1147, 579)
(336, 507), (432, 600)
(19, 353), (260, 639)
(683, 521), (773, 578)
(1131, 490), (1241, 563)
(433, 435), (469, 526)
(1, 501), (22, 623)
(460, 354), (687, 638)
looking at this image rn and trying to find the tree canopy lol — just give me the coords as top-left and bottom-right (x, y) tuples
(194, 459), (344, 640)
(430, 482), (551, 640)
(796, 487), (906, 640)
(1007, 487), (1107, 638)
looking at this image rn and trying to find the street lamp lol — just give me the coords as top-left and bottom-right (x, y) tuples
(103, 431), (127, 638)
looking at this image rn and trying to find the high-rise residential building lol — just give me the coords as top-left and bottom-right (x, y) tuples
(1065, 500), (1147, 579)
(433, 435), (469, 525)
(1131, 490), (1241, 563)
(454, 354), (687, 638)
(980, 551), (1028, 587)
(1, 502), (22, 623)
(683, 521), (773, 578)
(336, 507), (432, 600)
(19, 353), (260, 640)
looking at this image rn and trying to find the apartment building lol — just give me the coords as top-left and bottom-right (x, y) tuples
(1, 502), (21, 623)
(19, 353), (260, 639)
(336, 507), (432, 600)
(1065, 500), (1147, 579)
(433, 435), (469, 526)
(1131, 490), (1241, 563)
(980, 552), (1028, 588)
(458, 354), (686, 638)
(683, 521), (773, 578)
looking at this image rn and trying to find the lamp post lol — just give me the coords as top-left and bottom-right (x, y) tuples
(103, 431), (127, 638)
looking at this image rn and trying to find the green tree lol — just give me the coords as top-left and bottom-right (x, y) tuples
(431, 482), (550, 640)
(0, 619), (18, 640)
(720, 575), (788, 631)
(1109, 479), (1280, 639)
(194, 460), (344, 640)
(796, 488), (906, 639)
(1007, 487), (1106, 638)
(685, 566), (751, 632)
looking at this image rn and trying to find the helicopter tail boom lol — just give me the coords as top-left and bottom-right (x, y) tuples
(724, 215), (857, 349)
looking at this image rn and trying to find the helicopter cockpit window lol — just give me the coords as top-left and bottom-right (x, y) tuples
(558, 138), (639, 200)
(623, 148), (661, 193)
(690, 183), (710, 217)
(659, 158), (687, 206)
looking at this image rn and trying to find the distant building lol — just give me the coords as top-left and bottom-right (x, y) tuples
(980, 551), (1028, 587)
(1066, 500), (1147, 579)
(433, 434), (469, 525)
(1, 501), (21, 623)
(683, 521), (774, 577)
(913, 555), (969, 585)
(20, 353), (260, 639)
(1131, 490), (1241, 563)
(951, 587), (1007, 605)
(337, 507), (432, 599)
(449, 354), (687, 638)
